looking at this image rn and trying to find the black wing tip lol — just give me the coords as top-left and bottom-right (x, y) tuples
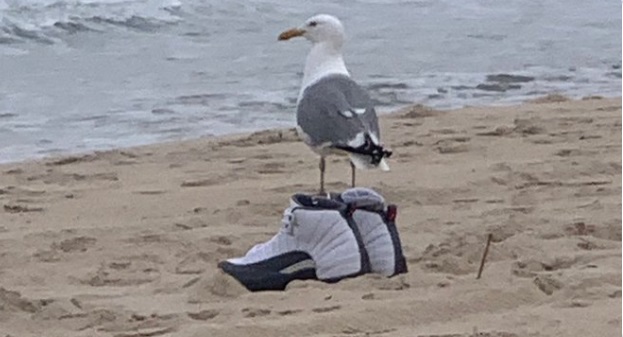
(334, 134), (393, 165)
(370, 146), (392, 165)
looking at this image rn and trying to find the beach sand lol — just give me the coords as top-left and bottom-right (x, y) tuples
(0, 96), (620, 337)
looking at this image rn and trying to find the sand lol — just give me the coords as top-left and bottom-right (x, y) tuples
(0, 96), (620, 337)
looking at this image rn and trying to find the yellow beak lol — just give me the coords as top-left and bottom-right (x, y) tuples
(278, 28), (306, 41)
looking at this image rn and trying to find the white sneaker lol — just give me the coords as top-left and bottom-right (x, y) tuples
(335, 188), (408, 277)
(219, 194), (370, 291)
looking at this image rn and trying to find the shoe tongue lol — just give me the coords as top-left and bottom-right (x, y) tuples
(290, 193), (346, 212)
(339, 188), (386, 211)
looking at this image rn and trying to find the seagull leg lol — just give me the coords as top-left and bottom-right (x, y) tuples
(350, 161), (356, 188)
(319, 156), (326, 195)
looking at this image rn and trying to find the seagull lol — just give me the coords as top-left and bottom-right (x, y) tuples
(278, 14), (392, 195)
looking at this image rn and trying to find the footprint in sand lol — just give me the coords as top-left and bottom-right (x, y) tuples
(269, 183), (307, 193)
(397, 104), (440, 119)
(111, 327), (176, 337)
(422, 257), (476, 276)
(187, 271), (248, 303)
(175, 252), (211, 275)
(226, 128), (298, 147)
(187, 309), (219, 321)
(173, 218), (208, 231)
(33, 249), (62, 263)
(341, 274), (411, 291)
(133, 190), (167, 195)
(0, 287), (43, 313)
(251, 153), (274, 160)
(512, 255), (580, 280)
(396, 139), (421, 149)
(242, 307), (271, 318)
(32, 298), (85, 321)
(4, 168), (24, 175)
(476, 125), (515, 137)
(236, 199), (251, 206)
(596, 105), (622, 112)
(311, 305), (341, 313)
(257, 162), (286, 174)
(45, 154), (96, 167)
(417, 332), (518, 337)
(276, 309), (303, 316)
(181, 179), (219, 187)
(431, 128), (458, 135)
(565, 221), (622, 242)
(436, 141), (470, 154)
(533, 275), (564, 295)
(362, 293), (376, 300)
(209, 235), (233, 246)
(513, 117), (547, 135)
(75, 172), (119, 182)
(53, 236), (97, 253)
(511, 259), (548, 278)
(79, 256), (162, 287)
(3, 204), (45, 213)
(26, 171), (119, 186)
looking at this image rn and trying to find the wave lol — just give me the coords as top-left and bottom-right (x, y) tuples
(0, 0), (182, 44)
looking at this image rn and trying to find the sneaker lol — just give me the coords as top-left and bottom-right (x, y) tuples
(219, 193), (369, 291)
(334, 188), (408, 277)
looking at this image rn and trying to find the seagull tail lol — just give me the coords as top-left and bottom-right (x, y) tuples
(341, 133), (392, 171)
(349, 154), (391, 171)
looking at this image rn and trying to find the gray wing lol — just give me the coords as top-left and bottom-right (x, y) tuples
(296, 74), (380, 148)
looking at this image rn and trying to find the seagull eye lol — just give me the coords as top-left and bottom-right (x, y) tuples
(308, 21), (318, 27)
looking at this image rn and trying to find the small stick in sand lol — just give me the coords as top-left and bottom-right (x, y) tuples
(476, 233), (493, 279)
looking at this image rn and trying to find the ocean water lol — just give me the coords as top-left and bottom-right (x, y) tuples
(0, 0), (620, 163)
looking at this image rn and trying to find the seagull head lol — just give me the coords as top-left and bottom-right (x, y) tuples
(278, 14), (345, 47)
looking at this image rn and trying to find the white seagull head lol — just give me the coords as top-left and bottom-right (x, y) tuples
(278, 14), (345, 48)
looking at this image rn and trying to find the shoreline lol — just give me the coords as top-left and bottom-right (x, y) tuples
(0, 93), (618, 167)
(0, 95), (620, 337)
